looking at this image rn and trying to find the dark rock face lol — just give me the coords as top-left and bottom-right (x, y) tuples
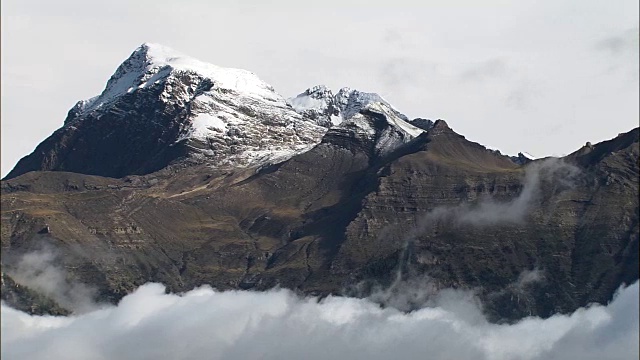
(2, 108), (637, 321)
(5, 84), (190, 180)
(408, 118), (434, 131)
(510, 152), (534, 165)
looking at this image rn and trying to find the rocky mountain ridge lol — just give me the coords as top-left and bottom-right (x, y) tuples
(6, 43), (328, 179)
(286, 85), (413, 128)
(1, 44), (638, 322)
(5, 44), (436, 181)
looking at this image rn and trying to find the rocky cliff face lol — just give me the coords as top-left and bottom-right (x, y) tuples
(1, 44), (638, 322)
(5, 44), (327, 180)
(286, 84), (415, 129)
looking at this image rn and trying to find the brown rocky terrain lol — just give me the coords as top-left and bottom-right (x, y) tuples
(2, 118), (637, 321)
(2, 44), (637, 322)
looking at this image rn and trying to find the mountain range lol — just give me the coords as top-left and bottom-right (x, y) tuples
(2, 43), (638, 321)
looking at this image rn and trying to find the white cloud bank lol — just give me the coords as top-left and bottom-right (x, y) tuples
(2, 280), (638, 360)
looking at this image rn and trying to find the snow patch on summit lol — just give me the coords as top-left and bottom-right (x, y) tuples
(191, 113), (227, 138)
(288, 85), (426, 156)
(287, 85), (412, 129)
(365, 102), (423, 138)
(64, 43), (327, 170)
(79, 43), (282, 115)
(140, 44), (279, 101)
(61, 43), (431, 172)
(288, 95), (328, 114)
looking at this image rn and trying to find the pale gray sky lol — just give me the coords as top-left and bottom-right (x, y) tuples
(2, 0), (638, 177)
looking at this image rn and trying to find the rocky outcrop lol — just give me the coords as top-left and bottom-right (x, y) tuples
(287, 85), (410, 128)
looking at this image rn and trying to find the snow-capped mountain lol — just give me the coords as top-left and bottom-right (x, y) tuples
(72, 43), (283, 116)
(3, 43), (638, 326)
(319, 101), (426, 159)
(6, 43), (431, 179)
(287, 85), (411, 128)
(71, 43), (327, 168)
(7, 44), (330, 178)
(287, 85), (428, 158)
(286, 85), (341, 128)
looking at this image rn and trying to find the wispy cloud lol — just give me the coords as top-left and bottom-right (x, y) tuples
(378, 58), (440, 90)
(4, 246), (100, 314)
(595, 28), (639, 56)
(594, 27), (639, 83)
(383, 28), (410, 50)
(459, 58), (509, 82)
(403, 158), (580, 233)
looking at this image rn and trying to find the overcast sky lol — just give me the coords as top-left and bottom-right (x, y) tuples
(1, 0), (638, 177)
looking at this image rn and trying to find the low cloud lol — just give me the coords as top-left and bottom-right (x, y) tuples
(2, 280), (637, 360)
(511, 268), (544, 293)
(455, 158), (578, 225)
(363, 273), (486, 320)
(406, 158), (580, 235)
(356, 159), (577, 312)
(4, 246), (100, 314)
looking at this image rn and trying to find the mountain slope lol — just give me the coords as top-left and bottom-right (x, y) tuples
(5, 44), (326, 179)
(2, 120), (637, 321)
(1, 44), (637, 322)
(6, 44), (431, 181)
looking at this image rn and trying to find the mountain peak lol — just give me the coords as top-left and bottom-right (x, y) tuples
(287, 85), (410, 128)
(305, 85), (333, 96)
(128, 42), (174, 63)
(126, 43), (196, 69)
(137, 42), (176, 57)
(11, 43), (435, 180)
(9, 43), (327, 179)
(430, 119), (451, 132)
(72, 43), (280, 117)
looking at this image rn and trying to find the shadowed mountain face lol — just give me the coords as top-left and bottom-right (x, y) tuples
(1, 44), (638, 322)
(5, 85), (191, 179)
